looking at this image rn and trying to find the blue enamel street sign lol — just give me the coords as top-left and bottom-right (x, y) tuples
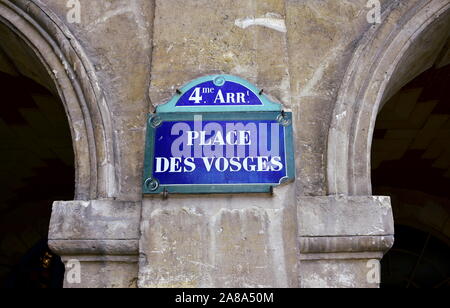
(143, 75), (295, 194)
(157, 75), (281, 113)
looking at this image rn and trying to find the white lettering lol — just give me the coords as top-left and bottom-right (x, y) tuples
(184, 157), (196, 173)
(257, 156), (271, 172)
(243, 157), (257, 172)
(186, 130), (252, 146)
(189, 87), (203, 104)
(187, 131), (200, 146)
(226, 131), (237, 145)
(270, 156), (283, 171)
(214, 90), (226, 104)
(169, 157), (183, 173)
(229, 157), (242, 172)
(240, 131), (251, 146)
(237, 92), (246, 103)
(155, 157), (170, 173)
(212, 131), (226, 146)
(215, 157), (229, 172)
(202, 158), (215, 172)
(226, 92), (235, 103)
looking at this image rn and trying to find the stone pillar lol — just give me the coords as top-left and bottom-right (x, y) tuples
(136, 0), (396, 288)
(48, 200), (141, 288)
(138, 0), (300, 289)
(297, 196), (394, 288)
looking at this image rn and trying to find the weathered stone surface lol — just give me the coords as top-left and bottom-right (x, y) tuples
(149, 0), (292, 110)
(212, 208), (277, 288)
(49, 200), (141, 240)
(39, 0), (155, 201)
(139, 207), (210, 288)
(298, 196), (394, 237)
(285, 0), (374, 195)
(139, 186), (299, 288)
(327, 0), (450, 196)
(48, 200), (141, 288)
(297, 196), (394, 288)
(0, 0), (447, 288)
(63, 261), (138, 289)
(299, 259), (380, 288)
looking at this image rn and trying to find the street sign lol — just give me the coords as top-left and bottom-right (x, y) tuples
(175, 79), (263, 107)
(143, 75), (295, 194)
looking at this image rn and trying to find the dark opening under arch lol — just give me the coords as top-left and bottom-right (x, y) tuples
(372, 64), (450, 288)
(0, 11), (79, 286)
(0, 70), (71, 288)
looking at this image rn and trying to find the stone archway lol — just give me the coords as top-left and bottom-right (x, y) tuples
(303, 0), (450, 288)
(327, 0), (450, 196)
(0, 0), (116, 200)
(0, 0), (139, 288)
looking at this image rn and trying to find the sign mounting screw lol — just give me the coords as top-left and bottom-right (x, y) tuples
(213, 76), (226, 87)
(149, 115), (162, 128)
(144, 178), (160, 192)
(277, 110), (292, 127)
(162, 188), (169, 200)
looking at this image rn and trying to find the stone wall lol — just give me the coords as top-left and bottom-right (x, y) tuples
(1, 0), (448, 287)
